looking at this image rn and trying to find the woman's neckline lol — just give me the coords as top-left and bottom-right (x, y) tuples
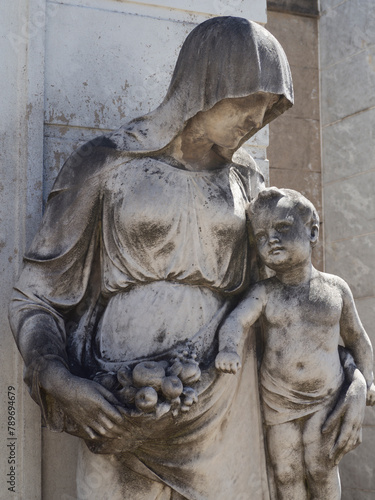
(152, 154), (232, 174)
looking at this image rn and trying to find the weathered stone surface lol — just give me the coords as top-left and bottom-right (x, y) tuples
(324, 170), (375, 243)
(267, 0), (319, 17)
(0, 1), (45, 498)
(266, 11), (318, 69)
(340, 425), (375, 493)
(320, 0), (375, 69)
(320, 5), (375, 495)
(269, 169), (322, 209)
(44, 3), (190, 130)
(342, 488), (375, 500)
(321, 45), (375, 126)
(325, 234), (375, 299)
(269, 114), (320, 172)
(286, 66), (320, 121)
(322, 108), (375, 184)
(355, 298), (375, 348)
(137, 0), (267, 21)
(42, 431), (79, 500)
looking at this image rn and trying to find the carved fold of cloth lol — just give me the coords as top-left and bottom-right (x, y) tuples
(260, 368), (345, 426)
(9, 152), (270, 499)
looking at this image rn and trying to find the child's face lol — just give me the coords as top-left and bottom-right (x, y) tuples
(251, 199), (314, 271)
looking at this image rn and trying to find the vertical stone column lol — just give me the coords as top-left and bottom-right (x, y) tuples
(320, 1), (375, 497)
(0, 0), (47, 498)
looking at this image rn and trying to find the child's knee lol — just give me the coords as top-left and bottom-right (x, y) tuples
(306, 461), (335, 484)
(273, 461), (304, 486)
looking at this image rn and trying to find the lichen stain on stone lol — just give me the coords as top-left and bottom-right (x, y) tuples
(94, 103), (106, 127)
(26, 103), (33, 121)
(156, 330), (166, 343)
(47, 109), (76, 125)
(54, 151), (65, 170)
(59, 126), (68, 137)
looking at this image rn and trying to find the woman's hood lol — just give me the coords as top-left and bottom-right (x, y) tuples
(110, 16), (294, 156)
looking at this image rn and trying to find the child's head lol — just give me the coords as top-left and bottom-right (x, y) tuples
(249, 188), (319, 271)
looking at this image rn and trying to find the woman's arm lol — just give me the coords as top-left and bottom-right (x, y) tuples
(9, 147), (126, 439)
(339, 279), (374, 389)
(322, 347), (367, 465)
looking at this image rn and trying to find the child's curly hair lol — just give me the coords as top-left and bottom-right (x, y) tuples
(249, 187), (320, 244)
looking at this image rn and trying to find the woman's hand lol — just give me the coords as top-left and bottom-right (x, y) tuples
(366, 382), (375, 406)
(39, 360), (125, 440)
(322, 370), (366, 466)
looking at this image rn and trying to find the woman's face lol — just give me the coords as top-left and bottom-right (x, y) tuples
(194, 93), (279, 149)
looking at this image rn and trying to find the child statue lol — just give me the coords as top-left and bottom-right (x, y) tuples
(216, 187), (375, 500)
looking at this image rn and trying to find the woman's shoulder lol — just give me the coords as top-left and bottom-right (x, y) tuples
(49, 135), (131, 197)
(230, 148), (265, 198)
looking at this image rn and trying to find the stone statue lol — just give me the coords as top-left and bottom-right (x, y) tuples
(8, 16), (368, 500)
(216, 187), (375, 499)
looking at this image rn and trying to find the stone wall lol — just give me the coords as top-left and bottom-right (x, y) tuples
(0, 2), (268, 498)
(320, 1), (375, 497)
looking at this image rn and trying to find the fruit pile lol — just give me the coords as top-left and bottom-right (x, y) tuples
(93, 358), (201, 417)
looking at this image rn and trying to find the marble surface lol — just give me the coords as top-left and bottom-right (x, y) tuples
(321, 3), (375, 496)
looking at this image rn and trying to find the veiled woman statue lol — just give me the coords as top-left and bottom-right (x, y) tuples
(8, 16), (364, 500)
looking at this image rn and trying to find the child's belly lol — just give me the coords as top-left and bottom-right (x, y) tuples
(262, 341), (343, 396)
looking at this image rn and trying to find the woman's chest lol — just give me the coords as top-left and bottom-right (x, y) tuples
(102, 162), (248, 246)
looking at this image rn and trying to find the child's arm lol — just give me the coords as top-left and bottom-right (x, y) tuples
(339, 279), (375, 405)
(216, 282), (266, 372)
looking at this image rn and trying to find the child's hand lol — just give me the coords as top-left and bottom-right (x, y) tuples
(215, 350), (241, 374)
(366, 383), (375, 406)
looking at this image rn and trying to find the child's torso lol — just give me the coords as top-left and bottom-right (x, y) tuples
(261, 276), (343, 394)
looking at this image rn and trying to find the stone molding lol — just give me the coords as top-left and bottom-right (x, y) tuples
(267, 0), (320, 17)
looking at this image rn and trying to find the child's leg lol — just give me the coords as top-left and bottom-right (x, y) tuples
(266, 421), (307, 500)
(302, 408), (341, 500)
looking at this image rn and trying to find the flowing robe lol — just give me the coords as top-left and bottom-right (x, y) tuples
(10, 145), (270, 499)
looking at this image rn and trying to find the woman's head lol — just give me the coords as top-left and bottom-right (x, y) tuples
(188, 92), (280, 151)
(113, 16), (293, 155)
(166, 17), (293, 118)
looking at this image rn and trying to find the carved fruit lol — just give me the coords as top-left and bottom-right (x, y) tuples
(158, 360), (170, 370)
(155, 401), (171, 419)
(170, 396), (181, 407)
(161, 375), (183, 400)
(117, 385), (137, 405)
(134, 387), (158, 413)
(132, 361), (166, 390)
(168, 360), (183, 376)
(93, 372), (118, 391)
(179, 362), (201, 385)
(183, 387), (198, 404)
(117, 366), (133, 387)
